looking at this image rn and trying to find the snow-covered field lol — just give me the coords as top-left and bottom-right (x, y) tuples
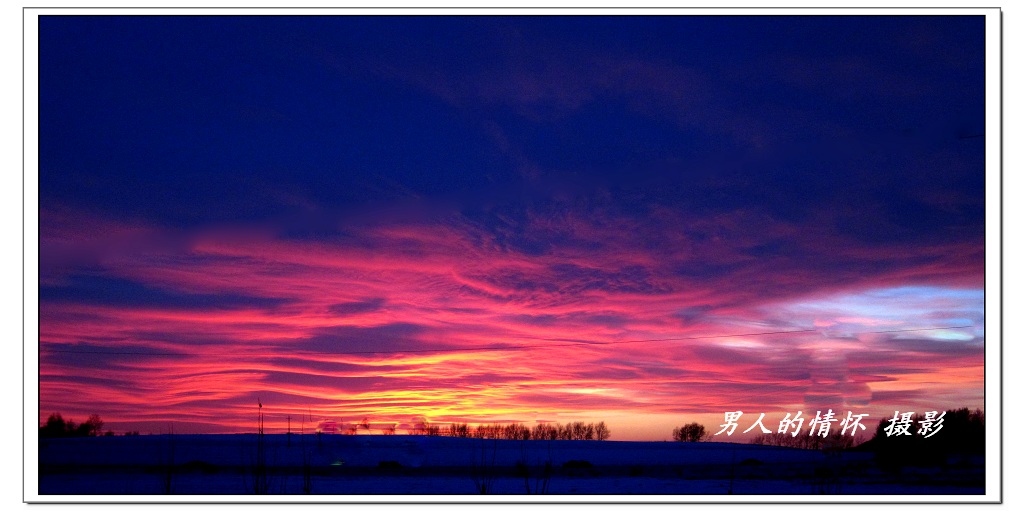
(37, 434), (984, 496)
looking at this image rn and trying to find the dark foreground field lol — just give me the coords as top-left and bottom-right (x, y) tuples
(38, 434), (984, 496)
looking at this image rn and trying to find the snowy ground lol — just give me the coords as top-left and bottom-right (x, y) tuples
(36, 434), (985, 496)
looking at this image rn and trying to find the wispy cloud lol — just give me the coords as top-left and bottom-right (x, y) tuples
(38, 205), (984, 439)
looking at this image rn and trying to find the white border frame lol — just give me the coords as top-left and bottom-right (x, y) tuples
(22, 5), (1003, 504)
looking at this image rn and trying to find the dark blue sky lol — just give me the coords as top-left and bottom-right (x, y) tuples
(40, 16), (984, 239)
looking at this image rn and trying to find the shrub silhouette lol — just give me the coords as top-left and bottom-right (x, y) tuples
(40, 413), (105, 438)
(84, 414), (104, 436)
(673, 422), (707, 442)
(40, 413), (67, 438)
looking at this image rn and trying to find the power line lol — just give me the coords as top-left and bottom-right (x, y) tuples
(40, 325), (976, 357)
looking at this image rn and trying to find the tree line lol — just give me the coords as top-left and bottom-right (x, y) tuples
(861, 407), (985, 471)
(747, 429), (858, 450)
(670, 420), (857, 447)
(418, 421), (611, 440)
(671, 420), (859, 449)
(39, 413), (110, 438)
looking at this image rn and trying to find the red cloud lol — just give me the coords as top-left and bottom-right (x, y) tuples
(38, 207), (984, 440)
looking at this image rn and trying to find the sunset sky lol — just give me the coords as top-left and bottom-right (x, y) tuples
(36, 15), (986, 441)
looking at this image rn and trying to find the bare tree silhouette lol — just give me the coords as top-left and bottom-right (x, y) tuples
(673, 422), (707, 442)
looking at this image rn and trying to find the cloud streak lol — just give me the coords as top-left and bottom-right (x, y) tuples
(38, 204), (984, 439)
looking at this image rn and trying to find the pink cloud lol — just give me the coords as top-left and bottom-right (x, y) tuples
(38, 207), (984, 440)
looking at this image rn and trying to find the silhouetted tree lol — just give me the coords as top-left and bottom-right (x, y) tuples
(40, 413), (66, 438)
(40, 413), (110, 438)
(595, 421), (611, 441)
(673, 422), (707, 442)
(507, 423), (530, 440)
(476, 424), (502, 439)
(447, 423), (470, 437)
(73, 420), (94, 437)
(533, 423), (558, 440)
(85, 414), (104, 437)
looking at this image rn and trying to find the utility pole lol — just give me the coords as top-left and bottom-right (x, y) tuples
(287, 415), (292, 447)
